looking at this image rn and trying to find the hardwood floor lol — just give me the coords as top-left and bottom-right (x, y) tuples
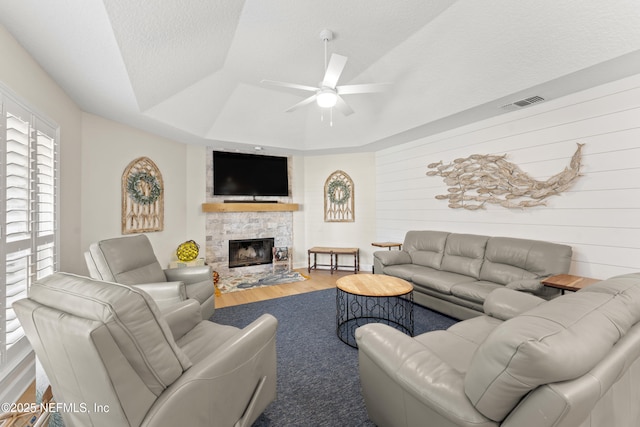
(215, 267), (351, 308)
(15, 267), (353, 404)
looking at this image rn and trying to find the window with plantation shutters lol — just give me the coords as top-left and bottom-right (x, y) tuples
(0, 90), (58, 377)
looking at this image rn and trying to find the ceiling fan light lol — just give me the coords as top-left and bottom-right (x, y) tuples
(316, 89), (337, 108)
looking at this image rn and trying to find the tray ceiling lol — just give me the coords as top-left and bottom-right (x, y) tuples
(1, 0), (640, 155)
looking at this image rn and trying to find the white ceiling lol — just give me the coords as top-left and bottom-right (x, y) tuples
(1, 0), (640, 155)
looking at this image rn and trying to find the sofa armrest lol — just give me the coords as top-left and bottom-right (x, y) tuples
(143, 314), (278, 427)
(161, 299), (202, 341)
(484, 288), (545, 320)
(373, 250), (412, 267)
(132, 281), (186, 310)
(164, 265), (212, 285)
(505, 278), (545, 293)
(355, 324), (492, 426)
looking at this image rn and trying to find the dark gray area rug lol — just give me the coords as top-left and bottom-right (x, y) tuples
(211, 288), (457, 427)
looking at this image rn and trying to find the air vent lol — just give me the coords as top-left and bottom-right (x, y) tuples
(500, 95), (545, 111)
(513, 96), (544, 107)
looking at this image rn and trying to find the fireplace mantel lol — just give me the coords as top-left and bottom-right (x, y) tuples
(202, 203), (299, 213)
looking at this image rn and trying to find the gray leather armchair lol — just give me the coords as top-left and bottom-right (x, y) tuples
(84, 234), (215, 319)
(14, 272), (278, 427)
(356, 273), (640, 427)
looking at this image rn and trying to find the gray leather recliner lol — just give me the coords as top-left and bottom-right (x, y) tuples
(14, 272), (278, 427)
(356, 272), (640, 427)
(84, 234), (216, 319)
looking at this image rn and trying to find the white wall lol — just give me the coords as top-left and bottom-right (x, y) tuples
(186, 144), (208, 254)
(375, 73), (640, 279)
(81, 113), (202, 270)
(298, 153), (377, 271)
(291, 155), (306, 269)
(0, 26), (84, 273)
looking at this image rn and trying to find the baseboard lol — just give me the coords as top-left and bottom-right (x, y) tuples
(293, 263), (373, 273)
(0, 350), (35, 404)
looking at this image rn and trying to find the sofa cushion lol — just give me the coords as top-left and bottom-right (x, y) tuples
(176, 321), (239, 365)
(464, 273), (640, 422)
(412, 269), (477, 294)
(483, 288), (545, 320)
(404, 230), (449, 269)
(382, 264), (428, 281)
(441, 233), (489, 279)
(479, 237), (572, 285)
(414, 316), (502, 373)
(450, 281), (502, 304)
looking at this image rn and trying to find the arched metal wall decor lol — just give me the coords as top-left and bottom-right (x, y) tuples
(426, 143), (583, 210)
(122, 156), (164, 233)
(324, 170), (354, 222)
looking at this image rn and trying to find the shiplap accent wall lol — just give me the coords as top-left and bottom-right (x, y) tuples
(375, 73), (640, 279)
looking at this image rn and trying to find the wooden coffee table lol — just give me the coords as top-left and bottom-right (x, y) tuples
(336, 274), (414, 348)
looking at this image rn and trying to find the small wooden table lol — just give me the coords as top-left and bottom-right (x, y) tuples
(307, 246), (359, 274)
(542, 274), (600, 294)
(371, 242), (402, 251)
(336, 274), (414, 348)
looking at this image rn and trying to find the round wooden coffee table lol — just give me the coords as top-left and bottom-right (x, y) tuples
(336, 274), (414, 348)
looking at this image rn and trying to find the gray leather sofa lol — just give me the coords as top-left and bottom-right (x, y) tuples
(14, 272), (278, 427)
(373, 230), (572, 319)
(356, 272), (640, 427)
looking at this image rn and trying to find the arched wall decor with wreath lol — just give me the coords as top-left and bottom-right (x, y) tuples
(122, 156), (164, 234)
(324, 170), (354, 222)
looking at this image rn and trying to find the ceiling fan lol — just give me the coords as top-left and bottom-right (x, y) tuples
(261, 29), (390, 117)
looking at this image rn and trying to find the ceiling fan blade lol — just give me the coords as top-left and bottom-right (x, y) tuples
(261, 79), (318, 92)
(337, 83), (392, 95)
(334, 95), (354, 116)
(322, 54), (348, 89)
(285, 94), (317, 112)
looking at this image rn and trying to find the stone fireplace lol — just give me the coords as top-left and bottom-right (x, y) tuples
(228, 237), (274, 268)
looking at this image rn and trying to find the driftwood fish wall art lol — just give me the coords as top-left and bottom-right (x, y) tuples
(426, 143), (583, 210)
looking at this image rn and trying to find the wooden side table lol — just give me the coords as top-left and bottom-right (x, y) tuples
(542, 274), (600, 294)
(371, 242), (402, 251)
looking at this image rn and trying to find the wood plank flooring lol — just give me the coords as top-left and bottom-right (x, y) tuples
(215, 267), (350, 308)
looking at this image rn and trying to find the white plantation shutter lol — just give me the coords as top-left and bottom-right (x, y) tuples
(0, 91), (58, 374)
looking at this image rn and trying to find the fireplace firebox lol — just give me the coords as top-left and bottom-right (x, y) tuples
(228, 238), (274, 268)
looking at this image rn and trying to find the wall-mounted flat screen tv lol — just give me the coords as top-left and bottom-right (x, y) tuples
(213, 151), (289, 197)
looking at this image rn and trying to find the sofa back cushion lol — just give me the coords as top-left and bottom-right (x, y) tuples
(464, 273), (640, 422)
(479, 237), (572, 285)
(403, 230), (449, 269)
(441, 233), (489, 279)
(92, 234), (167, 285)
